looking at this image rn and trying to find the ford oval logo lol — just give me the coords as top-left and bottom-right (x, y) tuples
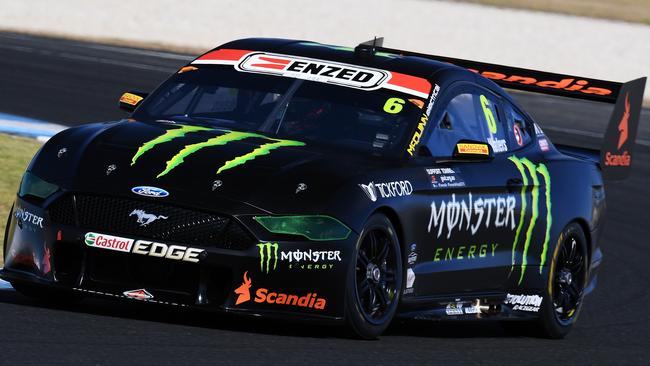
(131, 186), (169, 198)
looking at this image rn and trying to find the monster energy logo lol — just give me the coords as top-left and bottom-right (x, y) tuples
(131, 125), (305, 177)
(257, 242), (279, 273)
(508, 156), (552, 285)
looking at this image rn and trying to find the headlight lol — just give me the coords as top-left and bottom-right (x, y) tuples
(18, 171), (59, 199)
(253, 215), (351, 241)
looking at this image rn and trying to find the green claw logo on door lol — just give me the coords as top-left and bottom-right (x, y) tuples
(508, 156), (552, 285)
(131, 125), (305, 177)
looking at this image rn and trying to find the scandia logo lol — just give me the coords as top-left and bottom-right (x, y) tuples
(130, 126), (305, 177)
(233, 272), (326, 310)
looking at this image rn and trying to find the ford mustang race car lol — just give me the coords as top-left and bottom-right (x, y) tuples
(2, 38), (645, 339)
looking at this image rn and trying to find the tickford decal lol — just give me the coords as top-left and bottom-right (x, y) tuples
(508, 156), (552, 284)
(131, 126), (305, 177)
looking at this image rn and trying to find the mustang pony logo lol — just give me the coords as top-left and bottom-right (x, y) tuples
(129, 209), (168, 227)
(130, 126), (305, 177)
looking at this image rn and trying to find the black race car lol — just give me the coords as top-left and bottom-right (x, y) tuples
(2, 38), (645, 339)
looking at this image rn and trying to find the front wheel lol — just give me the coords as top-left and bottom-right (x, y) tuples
(536, 222), (588, 338)
(345, 213), (403, 339)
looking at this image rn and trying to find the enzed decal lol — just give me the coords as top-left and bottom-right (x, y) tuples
(193, 50), (432, 98)
(427, 193), (516, 239)
(508, 156), (552, 284)
(257, 242), (341, 272)
(131, 126), (305, 177)
(505, 293), (543, 312)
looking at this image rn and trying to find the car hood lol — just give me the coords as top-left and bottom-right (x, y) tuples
(38, 120), (383, 214)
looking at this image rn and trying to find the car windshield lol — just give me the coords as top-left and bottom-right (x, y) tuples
(132, 66), (428, 157)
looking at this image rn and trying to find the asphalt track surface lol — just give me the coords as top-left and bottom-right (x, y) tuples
(1, 32), (649, 365)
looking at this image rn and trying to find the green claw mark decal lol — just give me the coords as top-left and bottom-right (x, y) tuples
(508, 155), (552, 285)
(216, 140), (306, 174)
(507, 156), (529, 274)
(536, 164), (552, 273)
(130, 127), (305, 177)
(157, 131), (266, 178)
(131, 125), (211, 165)
(257, 242), (278, 273)
(519, 158), (540, 285)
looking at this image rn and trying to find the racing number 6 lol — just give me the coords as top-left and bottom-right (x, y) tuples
(480, 95), (497, 134)
(383, 98), (405, 114)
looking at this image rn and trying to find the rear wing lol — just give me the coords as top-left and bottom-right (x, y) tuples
(357, 43), (646, 180)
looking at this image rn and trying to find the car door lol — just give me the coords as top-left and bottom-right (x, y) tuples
(410, 83), (530, 295)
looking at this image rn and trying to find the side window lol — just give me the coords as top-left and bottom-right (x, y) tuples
(476, 93), (508, 154)
(426, 93), (486, 156)
(504, 103), (533, 150)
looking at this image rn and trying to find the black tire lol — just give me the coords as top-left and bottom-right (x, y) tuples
(345, 213), (403, 339)
(3, 204), (13, 263)
(535, 222), (588, 339)
(12, 282), (83, 304)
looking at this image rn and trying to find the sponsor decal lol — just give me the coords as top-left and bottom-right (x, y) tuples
(445, 302), (464, 316)
(404, 268), (416, 295)
(425, 84), (441, 116)
(295, 183), (308, 194)
(57, 147), (67, 158)
(14, 208), (44, 230)
(426, 167), (466, 189)
(457, 143), (489, 155)
(131, 186), (169, 198)
(487, 137), (508, 153)
(508, 156), (552, 284)
(129, 209), (168, 227)
(538, 138), (550, 152)
(212, 180), (223, 191)
(468, 69), (613, 96)
(234, 271), (252, 305)
(359, 180), (413, 202)
(427, 193), (516, 238)
(464, 304), (481, 314)
(233, 272), (327, 310)
(407, 113), (428, 156)
(106, 164), (117, 175)
(85, 232), (134, 253)
(433, 243), (498, 262)
(123, 289), (153, 300)
(130, 126), (305, 177)
(505, 293), (543, 312)
(257, 242), (342, 273)
(119, 92), (144, 106)
(407, 243), (418, 265)
(534, 123), (545, 136)
(604, 93), (632, 167)
(132, 240), (204, 263)
(513, 124), (524, 146)
(193, 50), (432, 98)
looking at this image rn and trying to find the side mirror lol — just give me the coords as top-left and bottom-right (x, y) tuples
(451, 140), (494, 161)
(118, 91), (148, 112)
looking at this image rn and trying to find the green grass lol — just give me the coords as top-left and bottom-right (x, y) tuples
(460, 0), (650, 25)
(0, 134), (43, 265)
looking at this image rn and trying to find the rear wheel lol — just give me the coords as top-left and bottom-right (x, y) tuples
(345, 213), (402, 339)
(536, 223), (588, 338)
